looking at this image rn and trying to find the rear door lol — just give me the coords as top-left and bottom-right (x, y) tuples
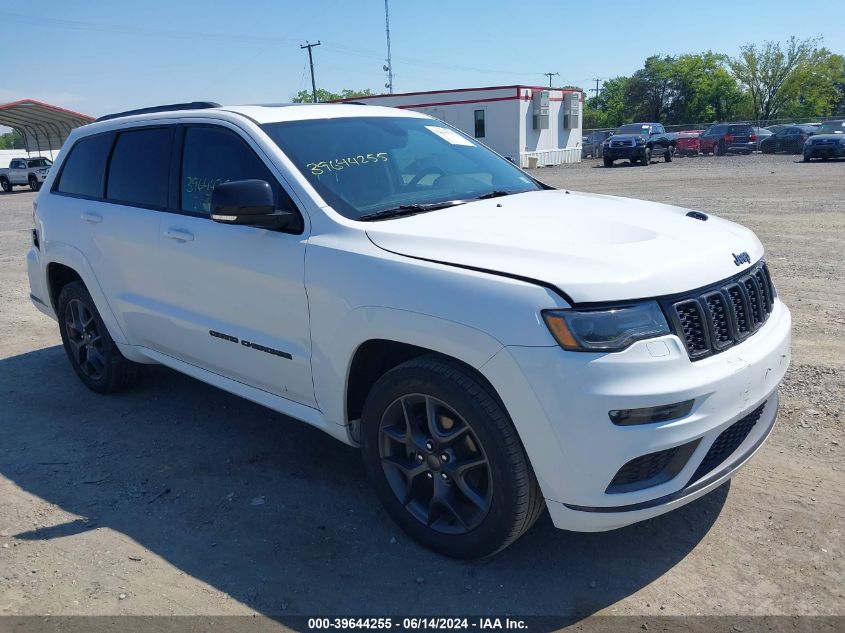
(49, 127), (170, 347)
(9, 159), (27, 184)
(153, 123), (315, 406)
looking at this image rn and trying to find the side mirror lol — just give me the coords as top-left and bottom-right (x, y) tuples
(210, 179), (295, 229)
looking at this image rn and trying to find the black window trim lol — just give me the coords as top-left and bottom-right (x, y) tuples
(50, 122), (304, 234)
(473, 109), (486, 139)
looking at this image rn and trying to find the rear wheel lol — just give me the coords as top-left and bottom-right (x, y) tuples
(603, 156), (613, 167)
(57, 281), (140, 393)
(360, 356), (544, 559)
(664, 145), (674, 162)
(713, 142), (723, 156)
(803, 153), (811, 162)
(0, 177), (10, 192)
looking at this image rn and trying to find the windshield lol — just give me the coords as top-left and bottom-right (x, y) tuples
(26, 158), (52, 168)
(261, 116), (541, 220)
(615, 124), (651, 136)
(817, 121), (845, 134)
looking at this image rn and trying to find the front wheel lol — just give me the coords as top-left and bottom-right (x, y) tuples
(57, 281), (140, 393)
(713, 142), (723, 156)
(29, 176), (41, 192)
(603, 156), (613, 167)
(640, 148), (651, 165)
(360, 356), (544, 559)
(803, 154), (811, 162)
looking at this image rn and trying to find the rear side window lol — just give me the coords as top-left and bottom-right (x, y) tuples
(107, 128), (173, 208)
(56, 133), (113, 197)
(180, 126), (278, 214)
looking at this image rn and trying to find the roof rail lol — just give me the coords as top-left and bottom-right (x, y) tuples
(95, 101), (221, 123)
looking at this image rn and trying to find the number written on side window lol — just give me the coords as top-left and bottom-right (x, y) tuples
(181, 126), (277, 214)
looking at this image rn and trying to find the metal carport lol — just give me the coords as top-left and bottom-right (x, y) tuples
(0, 99), (93, 160)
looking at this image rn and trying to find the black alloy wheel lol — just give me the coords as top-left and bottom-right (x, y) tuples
(360, 356), (544, 558)
(378, 393), (493, 534)
(64, 298), (107, 381)
(57, 281), (140, 393)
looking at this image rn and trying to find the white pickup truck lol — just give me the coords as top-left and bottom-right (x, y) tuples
(0, 156), (52, 192)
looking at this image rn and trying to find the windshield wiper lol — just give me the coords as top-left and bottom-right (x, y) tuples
(475, 190), (513, 200)
(358, 200), (468, 221)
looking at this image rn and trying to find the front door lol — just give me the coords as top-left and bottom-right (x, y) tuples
(154, 124), (315, 407)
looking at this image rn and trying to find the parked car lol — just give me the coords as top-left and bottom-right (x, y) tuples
(0, 156), (52, 192)
(602, 122), (676, 166)
(582, 130), (613, 158)
(760, 125), (817, 154)
(803, 120), (845, 161)
(27, 102), (790, 558)
(699, 123), (757, 155)
(674, 130), (706, 156)
(753, 127), (773, 150)
(765, 124), (789, 134)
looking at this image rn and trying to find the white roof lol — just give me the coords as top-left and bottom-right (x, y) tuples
(218, 103), (428, 124)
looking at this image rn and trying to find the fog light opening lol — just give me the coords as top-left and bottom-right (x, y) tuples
(609, 399), (695, 426)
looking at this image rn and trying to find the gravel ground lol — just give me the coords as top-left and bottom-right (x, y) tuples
(0, 153), (842, 622)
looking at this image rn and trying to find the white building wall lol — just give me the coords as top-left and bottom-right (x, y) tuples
(343, 85), (583, 168)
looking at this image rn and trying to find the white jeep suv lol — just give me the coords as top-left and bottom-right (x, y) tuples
(27, 102), (791, 558)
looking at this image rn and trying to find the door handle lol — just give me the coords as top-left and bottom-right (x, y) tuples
(164, 229), (194, 243)
(80, 212), (102, 224)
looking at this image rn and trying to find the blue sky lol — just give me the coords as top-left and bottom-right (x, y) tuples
(1, 0), (844, 119)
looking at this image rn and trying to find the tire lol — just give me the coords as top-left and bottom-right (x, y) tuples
(664, 145), (674, 162)
(641, 148), (651, 165)
(0, 177), (10, 193)
(803, 154), (811, 162)
(603, 156), (613, 167)
(713, 142), (723, 156)
(28, 176), (40, 192)
(360, 355), (544, 559)
(57, 281), (140, 393)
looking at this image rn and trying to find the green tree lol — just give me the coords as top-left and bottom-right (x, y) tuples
(625, 56), (676, 122)
(669, 52), (744, 124)
(291, 88), (375, 103)
(729, 36), (828, 122)
(781, 52), (845, 119)
(0, 130), (25, 150)
(584, 76), (631, 128)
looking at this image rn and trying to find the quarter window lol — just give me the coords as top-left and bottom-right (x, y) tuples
(106, 128), (173, 208)
(474, 110), (486, 138)
(180, 126), (279, 214)
(56, 133), (114, 198)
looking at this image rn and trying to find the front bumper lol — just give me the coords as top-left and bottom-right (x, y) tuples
(603, 145), (647, 160)
(804, 144), (845, 159)
(482, 299), (791, 532)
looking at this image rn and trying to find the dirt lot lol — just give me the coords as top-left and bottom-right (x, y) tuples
(0, 154), (842, 623)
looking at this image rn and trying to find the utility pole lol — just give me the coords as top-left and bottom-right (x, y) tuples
(300, 40), (321, 102)
(384, 0), (394, 93)
(590, 78), (602, 99)
(544, 72), (559, 88)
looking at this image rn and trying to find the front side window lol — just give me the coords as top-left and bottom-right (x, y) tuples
(27, 158), (52, 168)
(56, 133), (114, 198)
(180, 126), (279, 215)
(106, 128), (173, 208)
(261, 116), (540, 220)
(474, 109), (486, 138)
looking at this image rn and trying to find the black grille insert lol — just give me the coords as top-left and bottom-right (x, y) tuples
(663, 262), (776, 361)
(687, 401), (766, 485)
(607, 440), (699, 494)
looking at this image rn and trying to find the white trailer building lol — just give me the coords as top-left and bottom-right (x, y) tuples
(341, 85), (584, 168)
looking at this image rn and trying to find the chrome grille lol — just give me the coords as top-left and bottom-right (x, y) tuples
(662, 262), (776, 361)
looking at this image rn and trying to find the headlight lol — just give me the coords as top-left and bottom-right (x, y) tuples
(636, 137), (647, 145)
(543, 302), (670, 352)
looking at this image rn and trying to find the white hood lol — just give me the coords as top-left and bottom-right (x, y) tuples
(365, 190), (763, 304)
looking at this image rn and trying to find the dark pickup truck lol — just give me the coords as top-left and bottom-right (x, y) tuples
(601, 122), (676, 166)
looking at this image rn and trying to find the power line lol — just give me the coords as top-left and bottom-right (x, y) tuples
(300, 41), (321, 103)
(543, 72), (559, 88)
